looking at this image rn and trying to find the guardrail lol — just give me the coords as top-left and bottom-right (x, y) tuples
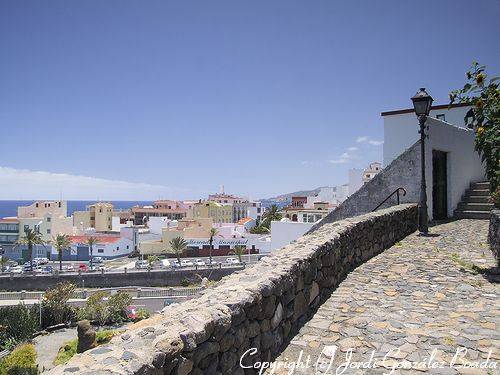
(0, 286), (203, 301)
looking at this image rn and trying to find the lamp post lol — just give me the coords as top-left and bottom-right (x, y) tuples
(411, 88), (434, 234)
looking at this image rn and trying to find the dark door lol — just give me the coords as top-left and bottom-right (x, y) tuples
(432, 150), (448, 220)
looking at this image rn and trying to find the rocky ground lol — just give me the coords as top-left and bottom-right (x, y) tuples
(269, 219), (499, 374)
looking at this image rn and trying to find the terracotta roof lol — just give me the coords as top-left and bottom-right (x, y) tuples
(0, 217), (19, 223)
(237, 218), (253, 225)
(69, 235), (121, 244)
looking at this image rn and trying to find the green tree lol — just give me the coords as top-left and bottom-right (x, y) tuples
(52, 234), (71, 271)
(233, 245), (245, 263)
(86, 237), (98, 268)
(261, 205), (282, 227)
(15, 228), (45, 272)
(107, 292), (132, 323)
(42, 282), (77, 327)
(208, 228), (218, 264)
(147, 255), (159, 269)
(0, 256), (8, 273)
(79, 291), (110, 326)
(450, 62), (500, 205)
(169, 237), (187, 264)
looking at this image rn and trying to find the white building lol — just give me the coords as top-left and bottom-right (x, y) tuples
(362, 162), (382, 184)
(348, 170), (363, 196)
(382, 102), (484, 219)
(268, 219), (315, 252)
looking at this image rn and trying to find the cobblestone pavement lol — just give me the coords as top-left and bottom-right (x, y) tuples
(269, 219), (499, 374)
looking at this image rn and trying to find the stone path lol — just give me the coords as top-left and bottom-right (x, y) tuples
(269, 219), (499, 374)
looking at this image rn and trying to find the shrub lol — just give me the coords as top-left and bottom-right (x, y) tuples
(180, 278), (190, 287)
(133, 308), (150, 322)
(107, 292), (132, 324)
(0, 344), (38, 375)
(41, 282), (77, 328)
(78, 291), (110, 326)
(0, 305), (39, 351)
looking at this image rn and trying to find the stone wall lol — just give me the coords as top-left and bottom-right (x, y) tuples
(0, 267), (242, 291)
(488, 210), (500, 266)
(50, 204), (418, 375)
(310, 142), (420, 233)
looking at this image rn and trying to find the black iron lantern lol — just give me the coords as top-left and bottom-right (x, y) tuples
(411, 87), (434, 116)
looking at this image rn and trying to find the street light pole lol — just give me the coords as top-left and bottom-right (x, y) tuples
(411, 88), (434, 235)
(418, 114), (429, 234)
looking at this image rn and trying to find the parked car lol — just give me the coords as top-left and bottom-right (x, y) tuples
(161, 259), (171, 268)
(62, 264), (74, 271)
(180, 259), (194, 267)
(135, 260), (149, 269)
(194, 259), (206, 266)
(92, 257), (103, 263)
(78, 264), (88, 272)
(226, 257), (240, 265)
(9, 266), (23, 274)
(170, 260), (181, 269)
(33, 257), (49, 265)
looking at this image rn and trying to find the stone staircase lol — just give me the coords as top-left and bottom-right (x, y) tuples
(454, 181), (493, 219)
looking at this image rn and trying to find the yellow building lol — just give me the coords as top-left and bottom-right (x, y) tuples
(73, 202), (113, 232)
(17, 200), (67, 218)
(140, 217), (213, 256)
(188, 201), (232, 224)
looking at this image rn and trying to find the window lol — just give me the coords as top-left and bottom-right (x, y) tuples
(98, 249), (104, 253)
(46, 229), (51, 234)
(47, 217), (51, 222)
(24, 225), (29, 232)
(436, 114), (446, 121)
(116, 247), (119, 250)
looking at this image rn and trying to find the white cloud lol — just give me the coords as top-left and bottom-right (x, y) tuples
(328, 158), (348, 164)
(356, 136), (383, 146)
(340, 152), (350, 158)
(0, 166), (192, 200)
(347, 146), (358, 151)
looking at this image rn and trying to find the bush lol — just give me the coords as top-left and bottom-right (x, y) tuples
(0, 344), (38, 375)
(133, 308), (150, 322)
(0, 305), (39, 351)
(107, 292), (132, 324)
(180, 278), (190, 287)
(41, 282), (77, 328)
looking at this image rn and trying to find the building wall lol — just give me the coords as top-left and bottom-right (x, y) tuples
(73, 211), (91, 231)
(17, 200), (67, 218)
(348, 169), (363, 196)
(190, 202), (232, 224)
(93, 203), (113, 231)
(269, 220), (315, 252)
(382, 105), (471, 166)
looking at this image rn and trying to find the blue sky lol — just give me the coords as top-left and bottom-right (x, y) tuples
(1, 0), (499, 200)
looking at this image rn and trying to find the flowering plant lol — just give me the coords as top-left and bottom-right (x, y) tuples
(450, 62), (500, 206)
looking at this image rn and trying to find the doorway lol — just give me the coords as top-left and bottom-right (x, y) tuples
(432, 150), (448, 220)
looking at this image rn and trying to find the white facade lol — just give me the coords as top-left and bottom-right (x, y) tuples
(348, 170), (363, 196)
(146, 216), (172, 235)
(268, 220), (315, 252)
(383, 104), (485, 219)
(306, 187), (337, 208)
(382, 104), (471, 166)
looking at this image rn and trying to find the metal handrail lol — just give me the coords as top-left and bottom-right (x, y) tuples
(372, 187), (407, 212)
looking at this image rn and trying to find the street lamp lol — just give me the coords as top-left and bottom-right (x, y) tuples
(411, 87), (433, 234)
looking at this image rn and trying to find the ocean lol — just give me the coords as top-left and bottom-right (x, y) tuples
(0, 200), (153, 218)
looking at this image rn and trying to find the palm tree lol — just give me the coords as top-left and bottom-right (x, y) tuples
(208, 228), (218, 264)
(0, 256), (8, 273)
(169, 237), (187, 264)
(262, 205), (282, 225)
(233, 245), (245, 263)
(86, 237), (98, 268)
(52, 234), (71, 271)
(16, 228), (45, 272)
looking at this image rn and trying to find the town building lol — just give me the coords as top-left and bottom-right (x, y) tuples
(131, 200), (187, 225)
(73, 202), (113, 232)
(281, 201), (332, 223)
(17, 200), (67, 218)
(362, 162), (382, 184)
(0, 218), (19, 246)
(188, 201), (233, 224)
(348, 169), (363, 196)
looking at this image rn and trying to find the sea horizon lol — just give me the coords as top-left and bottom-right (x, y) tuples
(0, 200), (153, 219)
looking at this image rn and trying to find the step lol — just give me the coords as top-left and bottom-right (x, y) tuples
(463, 195), (491, 203)
(465, 189), (491, 197)
(470, 181), (490, 190)
(457, 202), (494, 211)
(454, 210), (491, 220)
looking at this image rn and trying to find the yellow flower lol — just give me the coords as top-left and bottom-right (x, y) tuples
(476, 73), (485, 85)
(477, 127), (484, 135)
